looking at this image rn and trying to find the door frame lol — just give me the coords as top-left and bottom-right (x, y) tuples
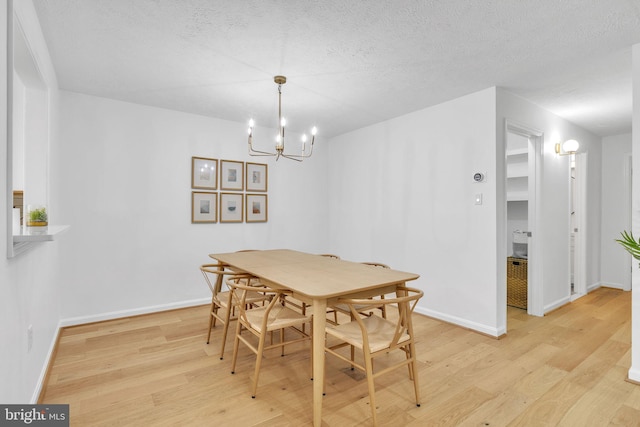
(571, 153), (588, 300)
(505, 120), (544, 316)
(624, 153), (632, 291)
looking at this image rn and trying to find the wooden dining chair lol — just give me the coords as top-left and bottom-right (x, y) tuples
(228, 278), (312, 398)
(200, 264), (269, 359)
(324, 286), (424, 426)
(282, 253), (341, 330)
(328, 262), (390, 325)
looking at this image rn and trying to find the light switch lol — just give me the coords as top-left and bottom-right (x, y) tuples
(475, 193), (483, 205)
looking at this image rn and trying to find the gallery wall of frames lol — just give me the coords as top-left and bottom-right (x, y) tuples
(191, 157), (268, 223)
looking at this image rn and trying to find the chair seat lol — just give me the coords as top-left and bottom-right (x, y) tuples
(244, 305), (311, 333)
(326, 315), (410, 353)
(332, 301), (384, 313)
(214, 290), (267, 308)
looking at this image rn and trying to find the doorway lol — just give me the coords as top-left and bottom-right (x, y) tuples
(505, 120), (543, 317)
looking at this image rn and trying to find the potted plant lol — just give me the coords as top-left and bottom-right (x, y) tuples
(26, 205), (48, 227)
(616, 230), (640, 266)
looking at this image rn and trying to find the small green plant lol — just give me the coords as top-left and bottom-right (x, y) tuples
(616, 230), (640, 261)
(28, 207), (48, 223)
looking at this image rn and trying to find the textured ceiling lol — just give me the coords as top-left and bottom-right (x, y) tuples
(33, 0), (640, 138)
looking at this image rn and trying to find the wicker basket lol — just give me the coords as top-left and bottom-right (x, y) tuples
(507, 257), (527, 309)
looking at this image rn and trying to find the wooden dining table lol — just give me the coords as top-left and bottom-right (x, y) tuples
(208, 249), (420, 426)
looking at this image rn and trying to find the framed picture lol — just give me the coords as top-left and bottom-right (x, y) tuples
(220, 192), (244, 223)
(220, 160), (244, 191)
(246, 162), (268, 192)
(246, 194), (268, 223)
(191, 157), (218, 190)
(192, 192), (217, 223)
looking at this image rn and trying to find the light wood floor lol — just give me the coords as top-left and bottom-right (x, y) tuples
(41, 287), (640, 426)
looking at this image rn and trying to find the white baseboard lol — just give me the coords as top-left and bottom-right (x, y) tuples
(597, 281), (630, 291)
(414, 306), (503, 337)
(31, 298), (210, 404)
(628, 367), (640, 383)
(30, 324), (61, 404)
(588, 282), (603, 291)
(59, 297), (210, 327)
(544, 295), (571, 313)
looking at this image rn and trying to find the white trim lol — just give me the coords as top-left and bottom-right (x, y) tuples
(416, 307), (504, 337)
(628, 367), (640, 383)
(597, 282), (627, 291)
(505, 120), (544, 317)
(544, 295), (571, 313)
(587, 282), (604, 292)
(59, 298), (210, 327)
(30, 298), (210, 403)
(572, 153), (588, 300)
(30, 323), (60, 403)
(624, 153), (633, 291)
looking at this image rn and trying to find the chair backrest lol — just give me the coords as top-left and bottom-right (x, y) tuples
(226, 277), (291, 329)
(200, 263), (230, 295)
(201, 263), (253, 296)
(337, 286), (423, 350)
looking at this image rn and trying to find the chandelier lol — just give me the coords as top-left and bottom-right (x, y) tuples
(247, 76), (317, 162)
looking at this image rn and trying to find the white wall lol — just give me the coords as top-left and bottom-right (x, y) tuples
(629, 43), (640, 383)
(328, 88), (501, 335)
(55, 92), (329, 322)
(1, 0), (62, 404)
(600, 133), (632, 290)
(496, 89), (602, 314)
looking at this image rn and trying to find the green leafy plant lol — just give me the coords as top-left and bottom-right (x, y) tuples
(616, 230), (640, 260)
(28, 207), (48, 223)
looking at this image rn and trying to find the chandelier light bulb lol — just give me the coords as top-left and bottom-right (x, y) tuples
(301, 134), (308, 142)
(280, 117), (286, 127)
(249, 118), (255, 128)
(311, 126), (317, 136)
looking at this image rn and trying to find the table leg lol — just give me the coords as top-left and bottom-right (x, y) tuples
(312, 298), (326, 427)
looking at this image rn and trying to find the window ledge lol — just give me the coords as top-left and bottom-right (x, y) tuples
(14, 225), (70, 242)
(11, 225), (70, 257)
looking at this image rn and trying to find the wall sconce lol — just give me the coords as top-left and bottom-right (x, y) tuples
(555, 139), (580, 156)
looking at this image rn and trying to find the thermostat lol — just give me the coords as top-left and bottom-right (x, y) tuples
(473, 172), (485, 182)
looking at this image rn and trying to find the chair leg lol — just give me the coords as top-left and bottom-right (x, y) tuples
(363, 353), (378, 426)
(206, 312), (215, 344)
(252, 328), (268, 398)
(230, 320), (243, 375)
(219, 307), (232, 360)
(280, 328), (285, 356)
(350, 345), (355, 369)
(349, 312), (356, 369)
(301, 303), (307, 333)
(409, 342), (421, 407)
(309, 317), (314, 381)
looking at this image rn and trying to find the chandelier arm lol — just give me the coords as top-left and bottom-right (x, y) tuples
(249, 151), (278, 157)
(279, 153), (303, 162)
(246, 75), (316, 162)
(248, 136), (278, 156)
